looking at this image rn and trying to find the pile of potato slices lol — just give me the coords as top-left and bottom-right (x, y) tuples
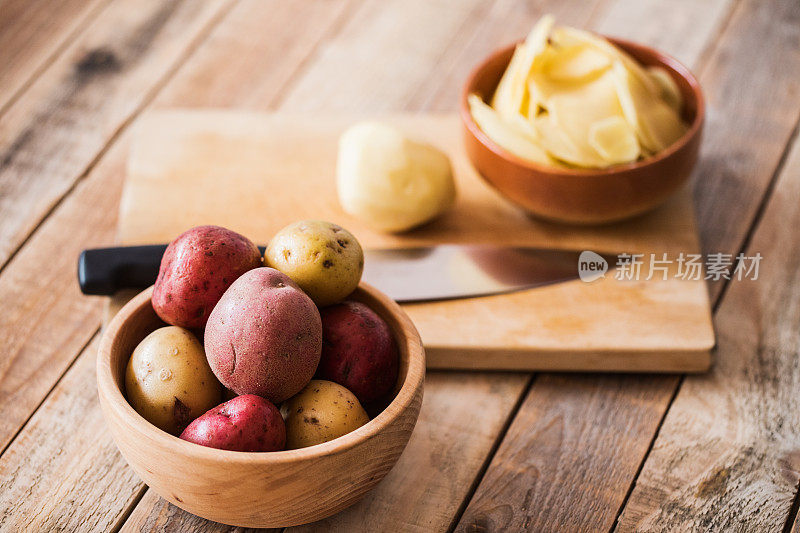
(469, 15), (688, 169)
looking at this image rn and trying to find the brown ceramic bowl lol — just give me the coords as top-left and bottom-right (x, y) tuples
(97, 284), (425, 528)
(461, 37), (704, 224)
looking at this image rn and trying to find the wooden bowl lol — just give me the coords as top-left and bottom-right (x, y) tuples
(97, 284), (425, 528)
(461, 37), (704, 224)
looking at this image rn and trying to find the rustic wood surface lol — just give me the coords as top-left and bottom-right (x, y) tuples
(0, 0), (798, 531)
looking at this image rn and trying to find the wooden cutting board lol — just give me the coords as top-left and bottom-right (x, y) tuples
(115, 109), (714, 372)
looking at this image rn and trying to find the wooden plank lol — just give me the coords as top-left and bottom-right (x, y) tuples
(454, 0), (760, 529)
(0, 336), (147, 532)
(0, 0), (110, 113)
(616, 122), (800, 532)
(120, 490), (270, 533)
(690, 0), (800, 299)
(0, 145), (127, 454)
(454, 374), (678, 532)
(0, 0), (230, 269)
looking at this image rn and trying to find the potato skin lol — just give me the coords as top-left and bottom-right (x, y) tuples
(280, 380), (369, 449)
(204, 267), (322, 403)
(152, 225), (262, 329)
(317, 301), (399, 405)
(179, 394), (285, 452)
(125, 326), (222, 434)
(265, 220), (363, 307)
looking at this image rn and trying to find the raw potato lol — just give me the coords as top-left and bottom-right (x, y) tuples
(125, 326), (222, 434)
(180, 395), (285, 452)
(265, 220), (363, 307)
(472, 15), (688, 169)
(152, 225), (262, 329)
(317, 301), (399, 405)
(281, 380), (370, 449)
(204, 267), (322, 403)
(337, 122), (456, 233)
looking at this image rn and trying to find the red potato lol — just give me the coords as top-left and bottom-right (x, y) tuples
(179, 395), (285, 452)
(317, 301), (399, 405)
(204, 267), (322, 403)
(152, 225), (262, 329)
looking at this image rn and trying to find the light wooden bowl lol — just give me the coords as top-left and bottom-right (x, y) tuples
(461, 37), (704, 224)
(97, 284), (425, 528)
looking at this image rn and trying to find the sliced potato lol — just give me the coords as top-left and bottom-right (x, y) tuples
(472, 15), (689, 169)
(470, 95), (557, 165)
(646, 65), (683, 111)
(589, 116), (640, 164)
(613, 62), (687, 152)
(542, 44), (611, 83)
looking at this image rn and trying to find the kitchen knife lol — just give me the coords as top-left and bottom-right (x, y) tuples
(78, 245), (614, 303)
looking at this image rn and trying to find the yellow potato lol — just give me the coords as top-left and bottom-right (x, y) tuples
(281, 380), (370, 449)
(265, 220), (364, 307)
(125, 326), (222, 434)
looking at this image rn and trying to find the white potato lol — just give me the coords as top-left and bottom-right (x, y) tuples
(337, 122), (456, 233)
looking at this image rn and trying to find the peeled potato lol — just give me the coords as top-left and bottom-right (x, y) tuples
(337, 122), (456, 233)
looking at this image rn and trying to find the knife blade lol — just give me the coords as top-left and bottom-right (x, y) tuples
(78, 245), (615, 302)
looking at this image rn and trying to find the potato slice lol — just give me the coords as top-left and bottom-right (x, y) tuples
(492, 15), (554, 120)
(544, 69), (624, 167)
(542, 44), (611, 83)
(589, 116), (640, 164)
(554, 26), (660, 95)
(646, 65), (683, 111)
(534, 114), (605, 168)
(613, 62), (687, 152)
(470, 94), (557, 166)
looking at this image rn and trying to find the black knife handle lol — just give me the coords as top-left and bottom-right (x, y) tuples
(78, 244), (269, 295)
(78, 245), (168, 295)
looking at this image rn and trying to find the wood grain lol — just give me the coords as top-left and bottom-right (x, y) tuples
(0, 144), (127, 454)
(456, 374), (678, 532)
(0, 0), (109, 113)
(0, 0), (230, 269)
(615, 110), (800, 532)
(0, 336), (146, 532)
(121, 490), (270, 533)
(691, 0), (800, 299)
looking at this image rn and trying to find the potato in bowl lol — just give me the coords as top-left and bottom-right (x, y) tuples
(97, 282), (424, 527)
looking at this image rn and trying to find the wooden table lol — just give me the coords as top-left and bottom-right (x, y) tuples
(0, 1), (798, 531)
